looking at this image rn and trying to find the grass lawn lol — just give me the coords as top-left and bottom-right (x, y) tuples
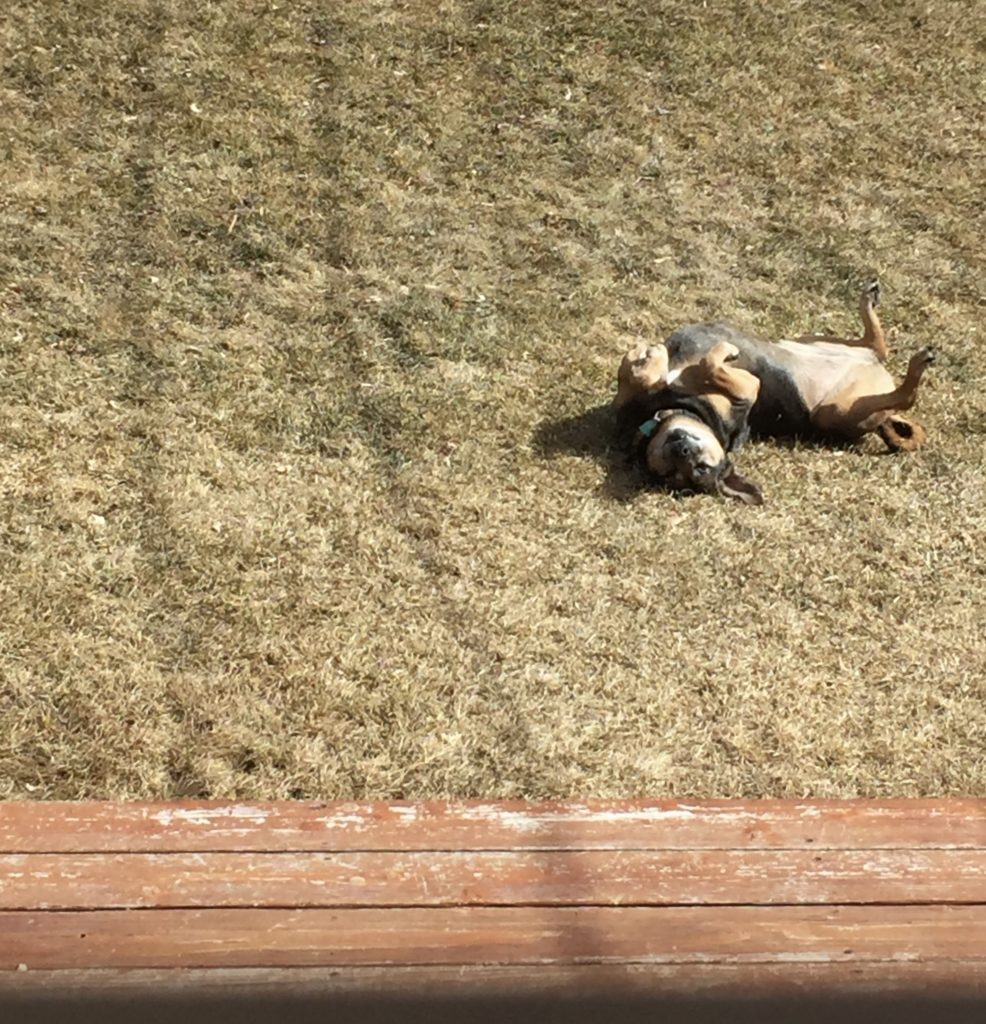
(2, 0), (985, 798)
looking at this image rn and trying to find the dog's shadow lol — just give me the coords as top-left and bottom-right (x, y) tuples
(532, 402), (649, 502)
(532, 399), (888, 508)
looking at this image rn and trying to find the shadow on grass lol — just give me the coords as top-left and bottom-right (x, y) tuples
(531, 402), (648, 502)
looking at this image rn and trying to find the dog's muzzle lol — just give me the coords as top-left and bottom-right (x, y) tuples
(665, 429), (700, 459)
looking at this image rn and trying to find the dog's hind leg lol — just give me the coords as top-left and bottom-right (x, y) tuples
(796, 281), (889, 362)
(814, 346), (935, 440)
(857, 280), (888, 361)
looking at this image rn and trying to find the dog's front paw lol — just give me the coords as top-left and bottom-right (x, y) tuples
(636, 345), (664, 366)
(864, 279), (881, 307)
(616, 342), (669, 403)
(627, 343), (668, 376)
(707, 341), (740, 365)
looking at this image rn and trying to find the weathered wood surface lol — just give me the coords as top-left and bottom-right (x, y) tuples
(2, 800), (986, 997)
(2, 849), (985, 911)
(6, 962), (986, 998)
(2, 800), (985, 853)
(4, 905), (986, 971)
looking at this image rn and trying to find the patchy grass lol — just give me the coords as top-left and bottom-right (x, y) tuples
(2, 0), (985, 799)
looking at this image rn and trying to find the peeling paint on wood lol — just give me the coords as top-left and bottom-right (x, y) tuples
(150, 806), (270, 828)
(3, 800), (986, 853)
(3, 800), (986, 986)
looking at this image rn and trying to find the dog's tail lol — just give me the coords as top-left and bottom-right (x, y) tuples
(878, 416), (927, 452)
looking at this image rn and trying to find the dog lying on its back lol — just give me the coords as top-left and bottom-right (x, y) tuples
(614, 282), (935, 504)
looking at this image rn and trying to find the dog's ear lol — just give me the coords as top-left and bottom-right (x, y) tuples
(717, 466), (764, 506)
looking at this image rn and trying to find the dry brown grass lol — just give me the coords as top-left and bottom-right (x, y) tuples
(2, 0), (986, 799)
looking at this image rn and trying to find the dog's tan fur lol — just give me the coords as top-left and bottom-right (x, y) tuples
(781, 283), (934, 444)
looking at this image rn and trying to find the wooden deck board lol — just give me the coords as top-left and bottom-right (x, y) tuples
(2, 799), (986, 1004)
(7, 962), (986, 999)
(2, 848), (986, 910)
(5, 905), (986, 971)
(2, 800), (985, 853)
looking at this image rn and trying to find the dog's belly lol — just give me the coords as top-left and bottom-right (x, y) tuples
(772, 340), (888, 412)
(664, 323), (899, 437)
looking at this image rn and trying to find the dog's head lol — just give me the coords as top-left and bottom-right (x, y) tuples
(640, 413), (763, 505)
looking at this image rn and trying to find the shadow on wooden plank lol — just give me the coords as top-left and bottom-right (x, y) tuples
(4, 990), (986, 1024)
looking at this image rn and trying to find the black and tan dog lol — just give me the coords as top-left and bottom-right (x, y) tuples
(614, 282), (935, 504)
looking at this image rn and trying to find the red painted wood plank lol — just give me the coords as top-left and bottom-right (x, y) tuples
(3, 848), (986, 910)
(3, 905), (985, 970)
(2, 801), (985, 853)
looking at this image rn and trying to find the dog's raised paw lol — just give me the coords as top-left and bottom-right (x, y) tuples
(911, 346), (936, 368)
(865, 280), (881, 306)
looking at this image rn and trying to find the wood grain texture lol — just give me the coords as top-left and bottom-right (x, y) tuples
(5, 800), (986, 997)
(6, 962), (986, 999)
(4, 905), (986, 970)
(2, 800), (985, 853)
(2, 848), (986, 910)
